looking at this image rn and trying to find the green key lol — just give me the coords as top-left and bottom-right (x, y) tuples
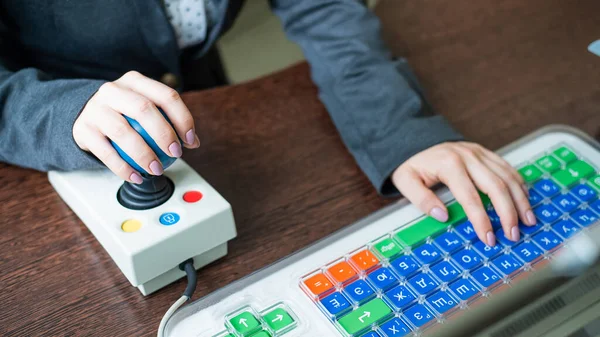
(552, 168), (580, 187)
(263, 308), (294, 332)
(213, 332), (234, 337)
(479, 191), (492, 207)
(338, 298), (392, 335)
(536, 155), (561, 173)
(250, 332), (271, 337)
(518, 164), (543, 183)
(229, 311), (261, 336)
(373, 238), (403, 259)
(395, 202), (466, 246)
(589, 174), (600, 190)
(553, 146), (577, 163)
(567, 160), (595, 178)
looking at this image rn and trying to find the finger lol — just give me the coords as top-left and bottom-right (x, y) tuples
(438, 154), (496, 246)
(116, 71), (199, 148)
(99, 82), (182, 158)
(79, 125), (143, 184)
(480, 155), (536, 227)
(462, 154), (521, 242)
(94, 107), (163, 176)
(465, 143), (527, 193)
(392, 167), (449, 222)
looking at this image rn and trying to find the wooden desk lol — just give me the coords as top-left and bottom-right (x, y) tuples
(1, 0), (599, 335)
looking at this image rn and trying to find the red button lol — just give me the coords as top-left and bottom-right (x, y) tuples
(183, 191), (203, 203)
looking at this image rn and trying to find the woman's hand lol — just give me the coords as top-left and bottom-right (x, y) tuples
(392, 142), (536, 246)
(73, 71), (200, 184)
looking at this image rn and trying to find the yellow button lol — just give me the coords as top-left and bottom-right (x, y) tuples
(121, 219), (142, 233)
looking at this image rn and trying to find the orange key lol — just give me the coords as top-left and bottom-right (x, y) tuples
(327, 261), (357, 283)
(304, 273), (333, 296)
(350, 250), (380, 271)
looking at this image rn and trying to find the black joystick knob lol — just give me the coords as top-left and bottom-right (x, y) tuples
(117, 175), (174, 210)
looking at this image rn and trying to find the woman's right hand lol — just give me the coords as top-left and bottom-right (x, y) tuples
(73, 71), (200, 184)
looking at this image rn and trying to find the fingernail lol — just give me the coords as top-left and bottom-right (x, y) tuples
(486, 231), (496, 246)
(130, 172), (143, 184)
(168, 141), (182, 157)
(526, 210), (537, 225)
(522, 184), (529, 196)
(149, 160), (163, 175)
(430, 207), (449, 222)
(511, 226), (520, 242)
(185, 129), (195, 145)
(194, 134), (200, 148)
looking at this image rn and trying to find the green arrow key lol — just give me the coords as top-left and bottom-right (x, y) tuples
(373, 238), (403, 259)
(567, 160), (596, 178)
(536, 155), (561, 173)
(263, 308), (294, 332)
(553, 146), (577, 163)
(229, 311), (261, 336)
(589, 174), (600, 191)
(518, 164), (543, 183)
(396, 202), (466, 246)
(338, 298), (392, 335)
(249, 332), (271, 337)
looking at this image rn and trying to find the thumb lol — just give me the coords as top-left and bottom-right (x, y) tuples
(392, 167), (448, 222)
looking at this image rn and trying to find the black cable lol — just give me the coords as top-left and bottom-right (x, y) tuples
(181, 259), (197, 299)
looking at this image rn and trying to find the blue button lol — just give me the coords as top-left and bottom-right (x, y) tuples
(455, 221), (478, 242)
(534, 179), (560, 197)
(552, 193), (580, 212)
(408, 272), (439, 295)
(385, 285), (416, 309)
(412, 243), (442, 265)
(533, 230), (562, 251)
(571, 208), (599, 227)
(571, 184), (597, 202)
(528, 188), (544, 206)
(159, 212), (180, 226)
(590, 199), (600, 214)
(519, 221), (543, 236)
(427, 289), (458, 314)
(390, 255), (421, 278)
(449, 278), (480, 301)
(495, 228), (519, 247)
(471, 266), (501, 288)
(487, 209), (502, 229)
(513, 242), (543, 263)
(320, 292), (351, 317)
(367, 267), (398, 291)
(404, 304), (435, 327)
(430, 261), (461, 283)
(344, 279), (375, 304)
(492, 253), (523, 275)
(452, 248), (482, 270)
(534, 204), (562, 223)
(552, 219), (581, 238)
(434, 232), (464, 253)
(379, 318), (411, 337)
(472, 240), (503, 259)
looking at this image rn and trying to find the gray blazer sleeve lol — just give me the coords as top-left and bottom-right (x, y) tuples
(270, 0), (464, 196)
(0, 27), (105, 172)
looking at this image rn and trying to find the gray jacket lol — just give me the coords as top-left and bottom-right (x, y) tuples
(0, 0), (462, 196)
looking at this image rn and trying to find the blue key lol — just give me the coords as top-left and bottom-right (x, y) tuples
(533, 230), (562, 251)
(513, 242), (543, 263)
(528, 188), (544, 206)
(434, 232), (464, 253)
(590, 199), (600, 214)
(492, 253), (523, 275)
(519, 221), (543, 236)
(552, 219), (581, 238)
(552, 193), (580, 212)
(534, 204), (562, 223)
(379, 318), (411, 337)
(571, 208), (599, 227)
(471, 266), (501, 288)
(495, 228), (519, 247)
(385, 285), (416, 309)
(368, 267), (398, 291)
(404, 304), (435, 327)
(344, 279), (375, 304)
(320, 292), (351, 317)
(427, 289), (458, 314)
(472, 240), (503, 259)
(390, 255), (421, 278)
(534, 179), (560, 197)
(430, 261), (461, 283)
(455, 221), (478, 242)
(408, 272), (439, 295)
(449, 278), (480, 301)
(412, 243), (443, 264)
(571, 184), (597, 202)
(452, 249), (482, 270)
(487, 209), (502, 229)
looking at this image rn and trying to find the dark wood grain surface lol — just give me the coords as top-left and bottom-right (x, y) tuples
(1, 1), (600, 336)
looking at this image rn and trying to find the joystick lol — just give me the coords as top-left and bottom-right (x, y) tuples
(48, 111), (236, 295)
